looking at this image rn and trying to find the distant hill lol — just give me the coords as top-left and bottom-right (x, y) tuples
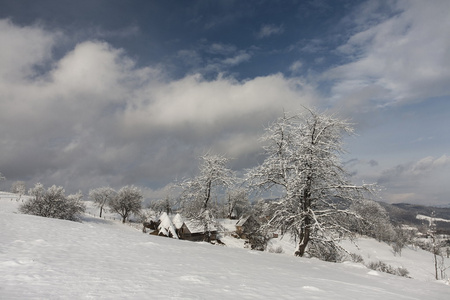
(379, 202), (450, 234)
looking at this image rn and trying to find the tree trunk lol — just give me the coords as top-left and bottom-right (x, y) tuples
(434, 252), (438, 280)
(295, 222), (310, 256)
(204, 179), (212, 210)
(296, 186), (312, 257)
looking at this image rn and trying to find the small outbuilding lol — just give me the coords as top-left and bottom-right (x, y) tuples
(178, 220), (218, 242)
(235, 215), (260, 239)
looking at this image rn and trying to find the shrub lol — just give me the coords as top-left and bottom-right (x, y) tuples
(307, 240), (345, 262)
(367, 261), (410, 277)
(268, 246), (284, 254)
(19, 183), (85, 222)
(247, 229), (270, 251)
(397, 267), (410, 277)
(350, 253), (364, 263)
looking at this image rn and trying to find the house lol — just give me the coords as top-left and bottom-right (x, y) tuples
(178, 220), (218, 242)
(235, 215), (260, 239)
(144, 213), (178, 238)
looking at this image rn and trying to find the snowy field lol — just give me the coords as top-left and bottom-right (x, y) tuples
(1, 194), (449, 299)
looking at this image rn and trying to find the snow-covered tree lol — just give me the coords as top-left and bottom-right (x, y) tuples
(427, 211), (448, 280)
(11, 181), (26, 199)
(246, 108), (374, 257)
(149, 196), (173, 215)
(108, 185), (143, 223)
(19, 183), (86, 221)
(179, 153), (235, 241)
(350, 199), (395, 243)
(89, 187), (117, 218)
(65, 191), (85, 221)
(226, 189), (251, 219)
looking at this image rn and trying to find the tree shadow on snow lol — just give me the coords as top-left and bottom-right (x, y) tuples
(81, 215), (116, 225)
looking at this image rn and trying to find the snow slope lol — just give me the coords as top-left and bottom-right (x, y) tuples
(1, 196), (449, 299)
(267, 233), (449, 282)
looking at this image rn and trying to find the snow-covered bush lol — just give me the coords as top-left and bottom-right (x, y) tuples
(307, 240), (346, 262)
(246, 226), (270, 251)
(367, 261), (410, 277)
(349, 199), (396, 242)
(349, 253), (364, 263)
(268, 246), (284, 254)
(19, 183), (85, 222)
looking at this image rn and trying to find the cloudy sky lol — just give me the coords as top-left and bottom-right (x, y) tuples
(1, 0), (449, 206)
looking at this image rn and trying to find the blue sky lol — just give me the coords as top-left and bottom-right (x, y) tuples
(0, 0), (449, 206)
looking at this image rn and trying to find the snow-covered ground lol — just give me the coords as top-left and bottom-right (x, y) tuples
(1, 194), (449, 299)
(268, 233), (450, 283)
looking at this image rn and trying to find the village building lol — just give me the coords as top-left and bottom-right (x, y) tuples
(155, 212), (178, 239)
(235, 215), (260, 239)
(178, 220), (218, 242)
(172, 213), (185, 238)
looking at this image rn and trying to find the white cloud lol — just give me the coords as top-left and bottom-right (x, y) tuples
(0, 19), (56, 81)
(0, 19), (316, 194)
(412, 155), (450, 175)
(289, 61), (303, 73)
(257, 24), (284, 39)
(207, 43), (237, 55)
(326, 0), (450, 109)
(175, 43), (252, 75)
(123, 73), (315, 129)
(222, 51), (251, 66)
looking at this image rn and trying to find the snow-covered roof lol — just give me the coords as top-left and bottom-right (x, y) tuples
(158, 212), (178, 239)
(183, 220), (217, 233)
(172, 213), (184, 229)
(236, 215), (251, 227)
(218, 219), (239, 232)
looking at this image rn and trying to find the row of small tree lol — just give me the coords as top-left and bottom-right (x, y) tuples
(18, 183), (144, 224)
(89, 186), (143, 223)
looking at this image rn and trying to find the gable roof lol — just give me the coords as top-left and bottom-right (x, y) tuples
(172, 213), (184, 230)
(183, 220), (217, 234)
(236, 215), (251, 227)
(158, 212), (178, 239)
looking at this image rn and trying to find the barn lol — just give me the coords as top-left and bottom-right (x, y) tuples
(178, 220), (218, 242)
(235, 215), (260, 239)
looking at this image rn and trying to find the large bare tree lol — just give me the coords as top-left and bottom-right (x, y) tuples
(246, 108), (374, 257)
